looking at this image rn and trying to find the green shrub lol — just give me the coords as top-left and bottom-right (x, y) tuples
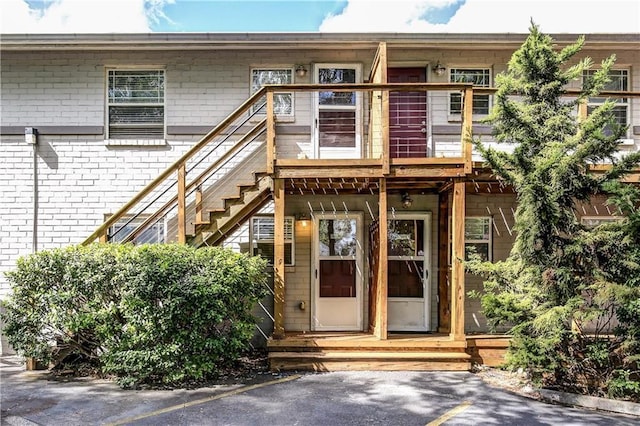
(1, 243), (268, 388)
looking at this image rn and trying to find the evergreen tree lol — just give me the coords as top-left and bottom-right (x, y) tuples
(469, 22), (640, 399)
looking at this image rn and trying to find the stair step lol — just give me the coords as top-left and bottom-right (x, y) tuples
(269, 351), (471, 360)
(268, 351), (471, 372)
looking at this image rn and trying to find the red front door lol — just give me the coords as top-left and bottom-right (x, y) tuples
(388, 68), (428, 158)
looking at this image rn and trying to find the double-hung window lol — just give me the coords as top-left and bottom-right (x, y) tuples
(250, 68), (294, 116)
(107, 69), (165, 140)
(583, 69), (629, 137)
(465, 217), (492, 261)
(251, 215), (295, 266)
(449, 68), (491, 116)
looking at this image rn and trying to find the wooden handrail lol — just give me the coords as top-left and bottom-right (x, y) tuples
(82, 87), (267, 245)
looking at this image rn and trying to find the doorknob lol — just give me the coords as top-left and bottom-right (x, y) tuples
(421, 128), (427, 133)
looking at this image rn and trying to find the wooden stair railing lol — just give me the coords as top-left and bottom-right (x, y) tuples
(82, 88), (269, 245)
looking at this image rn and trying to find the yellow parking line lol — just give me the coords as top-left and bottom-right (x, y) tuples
(426, 401), (472, 426)
(107, 374), (301, 426)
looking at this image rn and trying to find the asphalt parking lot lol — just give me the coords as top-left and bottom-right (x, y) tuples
(2, 355), (638, 426)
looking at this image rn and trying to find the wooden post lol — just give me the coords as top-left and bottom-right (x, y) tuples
(379, 43), (390, 175)
(195, 185), (203, 224)
(375, 178), (388, 339)
(462, 87), (474, 174)
(450, 178), (466, 340)
(99, 231), (107, 243)
(266, 90), (276, 174)
(273, 178), (286, 339)
(578, 98), (588, 122)
(177, 163), (186, 244)
(438, 190), (451, 333)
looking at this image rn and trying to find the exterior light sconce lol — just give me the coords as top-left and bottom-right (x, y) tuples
(295, 64), (308, 78)
(25, 127), (38, 145)
(432, 61), (446, 76)
(297, 212), (310, 227)
(401, 192), (413, 209)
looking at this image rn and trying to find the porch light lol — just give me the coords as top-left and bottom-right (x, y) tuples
(401, 192), (413, 209)
(297, 212), (310, 226)
(295, 64), (308, 78)
(432, 61), (446, 76)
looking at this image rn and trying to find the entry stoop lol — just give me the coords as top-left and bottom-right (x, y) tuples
(267, 332), (473, 372)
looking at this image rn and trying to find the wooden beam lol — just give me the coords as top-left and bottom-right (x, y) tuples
(438, 190), (451, 333)
(277, 159), (382, 167)
(379, 43), (390, 175)
(267, 91), (276, 174)
(276, 167), (383, 179)
(578, 98), (588, 122)
(177, 163), (186, 244)
(450, 178), (466, 340)
(195, 186), (204, 224)
(387, 167), (466, 179)
(375, 178), (389, 340)
(462, 87), (474, 174)
(273, 178), (286, 339)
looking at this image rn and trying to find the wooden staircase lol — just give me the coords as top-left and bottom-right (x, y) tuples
(188, 144), (272, 247)
(267, 333), (474, 372)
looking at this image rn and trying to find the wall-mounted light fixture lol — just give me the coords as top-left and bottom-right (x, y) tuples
(297, 212), (310, 226)
(295, 64), (308, 78)
(401, 192), (413, 209)
(25, 127), (37, 145)
(432, 61), (446, 77)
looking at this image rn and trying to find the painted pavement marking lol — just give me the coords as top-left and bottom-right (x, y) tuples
(426, 400), (473, 426)
(107, 374), (301, 426)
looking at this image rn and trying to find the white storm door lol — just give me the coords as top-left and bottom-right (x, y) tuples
(314, 64), (362, 159)
(312, 213), (364, 331)
(387, 213), (431, 331)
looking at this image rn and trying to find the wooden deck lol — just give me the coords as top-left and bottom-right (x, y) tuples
(267, 332), (510, 372)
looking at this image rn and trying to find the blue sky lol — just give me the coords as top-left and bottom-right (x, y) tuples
(156, 1), (348, 32)
(2, 0), (639, 34)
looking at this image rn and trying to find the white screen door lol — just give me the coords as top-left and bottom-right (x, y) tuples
(312, 212), (364, 330)
(387, 213), (431, 331)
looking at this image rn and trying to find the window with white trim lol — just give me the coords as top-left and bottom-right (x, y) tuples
(107, 214), (166, 243)
(250, 68), (294, 116)
(465, 217), (492, 261)
(583, 69), (629, 136)
(250, 215), (295, 266)
(107, 69), (165, 140)
(581, 216), (624, 229)
(449, 68), (491, 115)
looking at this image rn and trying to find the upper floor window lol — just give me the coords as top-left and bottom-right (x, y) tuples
(250, 215), (295, 266)
(583, 69), (629, 135)
(449, 68), (491, 116)
(465, 216), (492, 261)
(107, 69), (165, 140)
(251, 68), (294, 116)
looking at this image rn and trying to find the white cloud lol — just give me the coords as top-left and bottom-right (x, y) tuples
(320, 0), (640, 33)
(0, 0), (173, 33)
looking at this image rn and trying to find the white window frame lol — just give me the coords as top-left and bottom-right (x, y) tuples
(581, 215), (624, 229)
(250, 215), (295, 266)
(583, 69), (630, 138)
(105, 213), (166, 244)
(106, 68), (166, 141)
(250, 67), (295, 117)
(464, 216), (492, 261)
(448, 67), (492, 119)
